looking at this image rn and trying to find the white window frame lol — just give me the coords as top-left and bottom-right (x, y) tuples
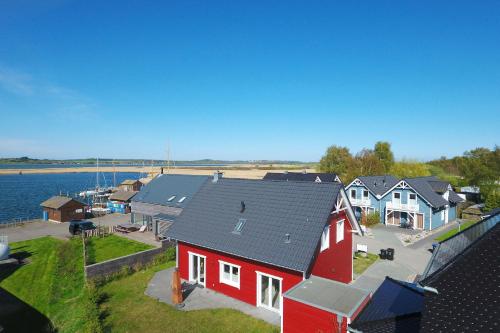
(320, 225), (330, 252)
(188, 251), (206, 287)
(408, 193), (417, 204)
(441, 210), (444, 220)
(336, 219), (345, 243)
(362, 190), (369, 199)
(393, 192), (401, 200)
(218, 260), (241, 289)
(350, 189), (357, 200)
(256, 271), (283, 313)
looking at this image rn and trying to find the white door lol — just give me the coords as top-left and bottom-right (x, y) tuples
(445, 208), (449, 224)
(393, 192), (401, 207)
(189, 253), (206, 287)
(257, 273), (282, 312)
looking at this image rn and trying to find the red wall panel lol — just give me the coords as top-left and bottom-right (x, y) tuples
(283, 297), (347, 333)
(178, 242), (303, 306)
(310, 211), (353, 283)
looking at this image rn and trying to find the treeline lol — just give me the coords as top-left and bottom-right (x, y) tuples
(318, 143), (500, 210)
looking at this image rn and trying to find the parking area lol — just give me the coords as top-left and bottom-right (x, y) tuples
(0, 214), (159, 246)
(351, 221), (460, 292)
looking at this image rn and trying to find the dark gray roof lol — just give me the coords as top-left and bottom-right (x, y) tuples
(166, 178), (344, 272)
(284, 275), (370, 318)
(447, 190), (464, 204)
(356, 175), (399, 196)
(263, 172), (340, 183)
(41, 196), (86, 209)
(349, 277), (424, 333)
(131, 174), (209, 208)
(153, 213), (177, 222)
(404, 177), (449, 208)
(109, 190), (137, 202)
(427, 180), (450, 193)
(482, 207), (500, 217)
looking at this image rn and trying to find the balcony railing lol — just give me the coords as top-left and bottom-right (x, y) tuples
(350, 198), (372, 207)
(386, 201), (419, 212)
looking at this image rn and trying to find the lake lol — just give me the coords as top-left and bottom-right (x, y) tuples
(0, 172), (142, 223)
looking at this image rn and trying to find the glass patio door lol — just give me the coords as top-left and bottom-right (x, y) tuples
(189, 253), (206, 287)
(258, 273), (281, 312)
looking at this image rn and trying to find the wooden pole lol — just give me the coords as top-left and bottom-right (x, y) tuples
(171, 268), (183, 305)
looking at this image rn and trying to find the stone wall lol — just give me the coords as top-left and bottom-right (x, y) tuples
(84, 240), (174, 280)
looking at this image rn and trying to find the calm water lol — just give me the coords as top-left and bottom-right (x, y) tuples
(0, 163), (229, 169)
(0, 172), (141, 223)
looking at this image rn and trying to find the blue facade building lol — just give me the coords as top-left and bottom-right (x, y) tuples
(345, 176), (464, 230)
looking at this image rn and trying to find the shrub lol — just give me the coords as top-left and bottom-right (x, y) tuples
(165, 246), (176, 262)
(365, 211), (380, 227)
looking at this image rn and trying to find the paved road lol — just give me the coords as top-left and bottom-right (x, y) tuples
(351, 221), (460, 292)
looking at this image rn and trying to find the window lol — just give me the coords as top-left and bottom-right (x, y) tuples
(233, 218), (246, 234)
(409, 193), (417, 203)
(219, 261), (240, 288)
(441, 210), (444, 220)
(336, 220), (344, 243)
(350, 189), (356, 199)
(320, 225), (330, 251)
(178, 196), (187, 203)
(393, 192), (401, 200)
(363, 190), (369, 199)
(167, 195), (176, 202)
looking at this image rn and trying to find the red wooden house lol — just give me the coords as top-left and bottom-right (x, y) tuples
(166, 176), (363, 325)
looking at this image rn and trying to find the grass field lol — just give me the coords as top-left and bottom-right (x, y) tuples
(434, 219), (479, 242)
(0, 237), (94, 332)
(98, 262), (279, 333)
(85, 235), (154, 264)
(353, 252), (379, 276)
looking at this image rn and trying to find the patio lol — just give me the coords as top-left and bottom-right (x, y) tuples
(145, 267), (281, 326)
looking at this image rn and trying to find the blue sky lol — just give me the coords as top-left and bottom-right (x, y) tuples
(0, 1), (499, 161)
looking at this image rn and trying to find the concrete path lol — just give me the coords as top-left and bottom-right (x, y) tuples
(145, 267), (280, 326)
(351, 222), (461, 292)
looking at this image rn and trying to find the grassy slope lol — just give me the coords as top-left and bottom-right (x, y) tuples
(86, 235), (154, 264)
(0, 237), (88, 332)
(99, 262), (279, 333)
(434, 220), (479, 242)
(353, 252), (379, 276)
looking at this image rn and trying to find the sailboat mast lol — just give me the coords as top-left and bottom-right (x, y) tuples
(96, 157), (100, 190)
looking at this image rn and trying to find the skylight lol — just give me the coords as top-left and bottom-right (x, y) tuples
(233, 218), (247, 234)
(178, 196), (186, 203)
(167, 195), (176, 202)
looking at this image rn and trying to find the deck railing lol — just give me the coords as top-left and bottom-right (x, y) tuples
(0, 218), (40, 229)
(386, 201), (419, 212)
(349, 198), (372, 207)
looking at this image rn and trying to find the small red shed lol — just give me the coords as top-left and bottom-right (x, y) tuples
(40, 196), (87, 222)
(283, 276), (370, 333)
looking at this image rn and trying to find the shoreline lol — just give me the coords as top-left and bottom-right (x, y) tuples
(0, 165), (315, 179)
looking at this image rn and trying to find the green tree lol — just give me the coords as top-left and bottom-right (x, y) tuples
(484, 190), (500, 212)
(353, 149), (385, 178)
(374, 141), (394, 172)
(390, 160), (431, 178)
(318, 145), (354, 180)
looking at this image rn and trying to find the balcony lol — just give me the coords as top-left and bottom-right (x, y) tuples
(349, 197), (372, 207)
(386, 201), (419, 212)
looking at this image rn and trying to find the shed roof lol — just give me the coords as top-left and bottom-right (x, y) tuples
(109, 191), (137, 202)
(263, 172), (340, 183)
(356, 175), (399, 196)
(131, 174), (209, 208)
(120, 179), (141, 185)
(40, 196), (86, 209)
(284, 275), (370, 318)
(166, 178), (349, 272)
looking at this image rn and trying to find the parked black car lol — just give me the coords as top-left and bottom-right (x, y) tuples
(69, 220), (96, 235)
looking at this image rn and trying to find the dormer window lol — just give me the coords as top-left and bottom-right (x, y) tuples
(167, 195), (176, 202)
(178, 196), (186, 203)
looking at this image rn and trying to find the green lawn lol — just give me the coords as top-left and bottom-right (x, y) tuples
(98, 262), (279, 333)
(434, 220), (479, 242)
(353, 252), (379, 276)
(0, 237), (93, 332)
(85, 235), (154, 264)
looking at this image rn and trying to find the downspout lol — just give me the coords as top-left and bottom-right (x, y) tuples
(337, 314), (344, 333)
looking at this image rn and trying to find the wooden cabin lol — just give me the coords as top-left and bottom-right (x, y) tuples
(40, 196), (86, 222)
(118, 179), (142, 192)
